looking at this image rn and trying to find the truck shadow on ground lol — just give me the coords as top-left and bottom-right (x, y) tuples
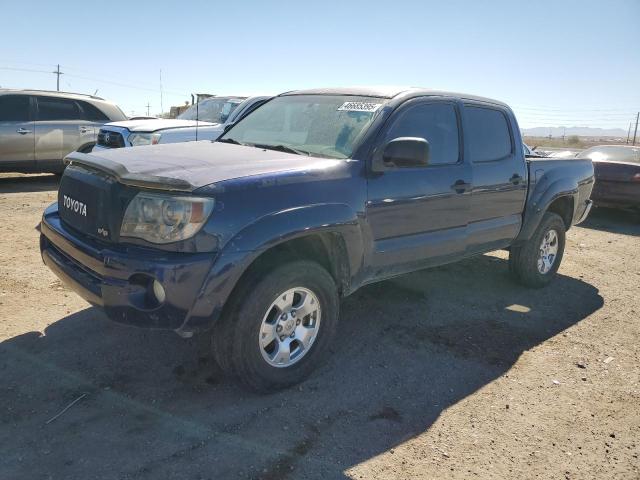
(579, 207), (640, 237)
(0, 173), (59, 194)
(0, 255), (603, 480)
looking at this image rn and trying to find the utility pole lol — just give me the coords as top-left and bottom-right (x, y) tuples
(52, 64), (63, 91)
(633, 112), (639, 146)
(145, 102), (151, 116)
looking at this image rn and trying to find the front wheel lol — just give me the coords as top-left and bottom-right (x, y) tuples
(509, 212), (566, 288)
(214, 260), (339, 392)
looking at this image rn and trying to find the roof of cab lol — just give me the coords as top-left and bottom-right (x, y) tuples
(282, 86), (509, 108)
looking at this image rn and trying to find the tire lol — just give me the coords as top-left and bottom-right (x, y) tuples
(213, 260), (339, 392)
(509, 212), (566, 288)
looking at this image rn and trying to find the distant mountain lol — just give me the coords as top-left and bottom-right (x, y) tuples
(522, 126), (627, 138)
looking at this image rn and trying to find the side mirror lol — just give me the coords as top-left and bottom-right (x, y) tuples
(382, 137), (430, 168)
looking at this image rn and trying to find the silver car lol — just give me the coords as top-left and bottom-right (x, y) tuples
(0, 89), (126, 173)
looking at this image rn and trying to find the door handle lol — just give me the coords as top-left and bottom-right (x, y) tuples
(79, 127), (90, 133)
(17, 128), (32, 135)
(510, 173), (523, 185)
(451, 179), (471, 193)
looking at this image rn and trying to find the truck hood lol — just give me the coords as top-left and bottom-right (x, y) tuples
(65, 141), (347, 192)
(104, 118), (218, 132)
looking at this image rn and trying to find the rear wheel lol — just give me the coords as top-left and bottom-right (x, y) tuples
(509, 212), (566, 288)
(213, 260), (339, 392)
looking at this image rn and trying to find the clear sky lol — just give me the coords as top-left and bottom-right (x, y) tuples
(1, 0), (638, 131)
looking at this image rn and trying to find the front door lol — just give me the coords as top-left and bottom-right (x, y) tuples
(0, 94), (35, 165)
(366, 98), (471, 280)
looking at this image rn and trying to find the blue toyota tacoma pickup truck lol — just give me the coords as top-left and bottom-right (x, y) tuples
(40, 87), (594, 391)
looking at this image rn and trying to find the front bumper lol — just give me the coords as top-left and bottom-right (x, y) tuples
(40, 204), (221, 333)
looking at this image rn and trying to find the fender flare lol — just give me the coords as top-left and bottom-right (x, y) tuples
(515, 176), (578, 243)
(224, 202), (362, 254)
(179, 203), (365, 334)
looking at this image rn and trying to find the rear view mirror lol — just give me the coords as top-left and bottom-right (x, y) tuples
(383, 137), (430, 168)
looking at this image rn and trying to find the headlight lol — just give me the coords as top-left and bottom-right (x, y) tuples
(120, 193), (214, 244)
(128, 132), (161, 146)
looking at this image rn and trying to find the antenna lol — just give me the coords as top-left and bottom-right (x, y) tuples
(195, 97), (199, 141)
(159, 70), (163, 113)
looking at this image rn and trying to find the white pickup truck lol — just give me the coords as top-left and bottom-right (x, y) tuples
(92, 95), (270, 150)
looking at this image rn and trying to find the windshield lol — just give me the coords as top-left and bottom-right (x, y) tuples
(218, 95), (386, 159)
(178, 98), (243, 123)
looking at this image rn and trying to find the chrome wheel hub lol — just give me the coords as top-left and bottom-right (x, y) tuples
(537, 229), (559, 274)
(259, 287), (321, 368)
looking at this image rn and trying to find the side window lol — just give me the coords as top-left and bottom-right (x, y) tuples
(0, 95), (31, 122)
(36, 97), (81, 121)
(384, 102), (459, 165)
(77, 100), (109, 121)
(465, 106), (512, 162)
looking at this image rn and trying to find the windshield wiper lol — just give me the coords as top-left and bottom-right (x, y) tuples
(250, 143), (311, 156)
(217, 138), (242, 145)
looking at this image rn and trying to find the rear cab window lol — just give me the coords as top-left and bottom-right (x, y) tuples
(0, 95), (31, 122)
(464, 106), (513, 162)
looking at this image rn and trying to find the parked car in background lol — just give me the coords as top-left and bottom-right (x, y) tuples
(0, 89), (126, 173)
(577, 145), (640, 211)
(41, 86), (594, 392)
(546, 149), (581, 159)
(93, 96), (270, 150)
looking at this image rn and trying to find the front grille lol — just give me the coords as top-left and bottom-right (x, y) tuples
(97, 129), (125, 148)
(58, 164), (125, 243)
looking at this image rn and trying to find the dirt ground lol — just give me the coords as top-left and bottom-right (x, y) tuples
(0, 172), (638, 480)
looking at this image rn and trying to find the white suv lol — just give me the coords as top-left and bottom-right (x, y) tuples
(93, 96), (270, 151)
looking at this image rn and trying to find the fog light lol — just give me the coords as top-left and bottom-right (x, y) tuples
(152, 280), (166, 304)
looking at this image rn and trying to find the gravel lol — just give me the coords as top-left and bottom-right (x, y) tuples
(0, 173), (638, 479)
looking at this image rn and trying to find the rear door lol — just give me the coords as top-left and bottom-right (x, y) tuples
(34, 96), (86, 163)
(463, 103), (527, 254)
(366, 98), (471, 278)
(0, 94), (35, 165)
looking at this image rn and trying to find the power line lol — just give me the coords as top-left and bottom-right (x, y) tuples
(0, 66), (51, 74)
(1, 64), (188, 97)
(513, 106), (639, 113)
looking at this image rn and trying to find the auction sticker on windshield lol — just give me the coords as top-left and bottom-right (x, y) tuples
(337, 102), (382, 112)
